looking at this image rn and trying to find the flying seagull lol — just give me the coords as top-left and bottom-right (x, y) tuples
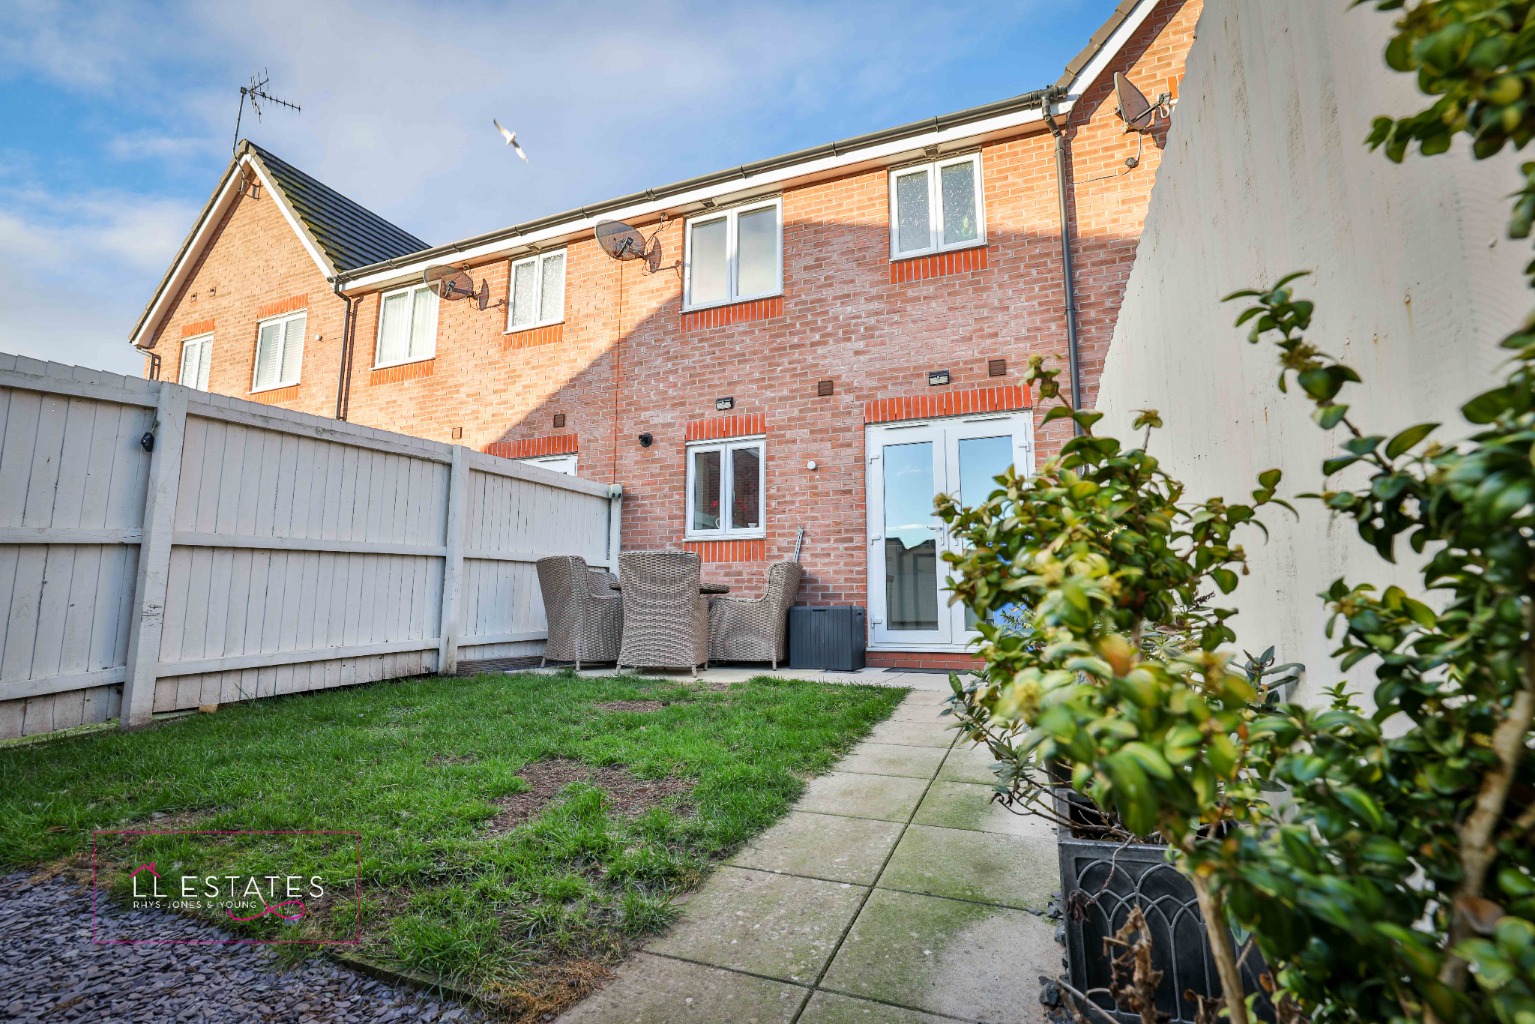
(493, 119), (529, 162)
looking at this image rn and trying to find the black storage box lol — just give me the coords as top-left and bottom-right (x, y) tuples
(787, 606), (866, 671)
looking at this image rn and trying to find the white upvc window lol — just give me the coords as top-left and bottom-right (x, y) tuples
(507, 249), (566, 331)
(179, 333), (213, 390)
(375, 283), (438, 368)
(252, 310), (306, 392)
(685, 436), (765, 540)
(683, 198), (782, 311)
(518, 453), (578, 476)
(889, 152), (985, 260)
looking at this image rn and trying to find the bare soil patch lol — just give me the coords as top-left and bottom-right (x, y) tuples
(592, 700), (667, 713)
(485, 957), (615, 1023)
(485, 759), (691, 835)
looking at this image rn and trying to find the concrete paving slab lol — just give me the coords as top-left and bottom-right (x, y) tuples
(798, 991), (955, 1023)
(936, 743), (1004, 785)
(648, 867), (866, 982)
(797, 772), (930, 823)
(836, 742), (947, 779)
(863, 716), (957, 749)
(555, 952), (805, 1023)
(729, 811), (905, 885)
(913, 781), (1057, 840)
(820, 889), (1059, 1024)
(879, 825), (1057, 911)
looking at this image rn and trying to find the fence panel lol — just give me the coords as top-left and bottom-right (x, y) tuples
(0, 354), (619, 739)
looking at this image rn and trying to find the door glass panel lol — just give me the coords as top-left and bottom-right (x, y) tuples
(883, 440), (938, 631)
(958, 433), (1016, 630)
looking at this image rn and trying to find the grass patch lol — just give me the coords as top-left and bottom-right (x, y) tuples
(0, 671), (903, 1015)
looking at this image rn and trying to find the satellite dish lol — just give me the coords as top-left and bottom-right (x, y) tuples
(423, 264), (475, 299)
(595, 220), (649, 261)
(475, 279), (490, 311)
(596, 218), (671, 274)
(1114, 73), (1162, 133)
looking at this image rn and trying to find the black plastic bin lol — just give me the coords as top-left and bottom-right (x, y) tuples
(787, 606), (866, 671)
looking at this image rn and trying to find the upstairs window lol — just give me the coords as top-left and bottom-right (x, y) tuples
(685, 437), (765, 539)
(890, 153), (984, 259)
(684, 198), (782, 310)
(253, 310), (305, 392)
(179, 334), (213, 390)
(508, 249), (566, 331)
(376, 283), (438, 367)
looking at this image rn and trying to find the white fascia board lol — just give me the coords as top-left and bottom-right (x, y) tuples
(1062, 0), (1159, 103)
(340, 102), (1057, 295)
(131, 154), (336, 349)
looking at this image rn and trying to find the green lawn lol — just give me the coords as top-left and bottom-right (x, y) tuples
(0, 671), (904, 1013)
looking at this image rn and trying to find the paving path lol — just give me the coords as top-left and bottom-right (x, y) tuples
(556, 685), (1063, 1024)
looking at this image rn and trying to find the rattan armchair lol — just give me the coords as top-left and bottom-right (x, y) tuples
(708, 561), (803, 669)
(536, 555), (623, 670)
(616, 551), (710, 675)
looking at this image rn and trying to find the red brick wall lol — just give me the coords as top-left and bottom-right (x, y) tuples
(146, 179), (345, 416)
(143, 0), (1199, 660)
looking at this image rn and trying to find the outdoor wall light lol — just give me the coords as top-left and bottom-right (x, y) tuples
(638, 432), (653, 448)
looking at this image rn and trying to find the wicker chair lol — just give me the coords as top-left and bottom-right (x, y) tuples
(616, 551), (709, 675)
(536, 555), (623, 670)
(708, 561), (803, 669)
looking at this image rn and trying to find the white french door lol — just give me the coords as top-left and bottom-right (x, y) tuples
(866, 411), (1034, 651)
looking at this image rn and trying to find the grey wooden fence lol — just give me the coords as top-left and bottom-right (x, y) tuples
(0, 354), (620, 739)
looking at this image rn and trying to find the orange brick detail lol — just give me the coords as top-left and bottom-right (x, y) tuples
(483, 434), (579, 459)
(684, 413), (766, 442)
(248, 385), (301, 405)
(254, 294), (309, 320)
(180, 318), (216, 338)
(505, 322), (564, 350)
(680, 295), (783, 332)
(889, 245), (989, 284)
(866, 650), (983, 671)
(863, 384), (1030, 424)
(684, 539), (768, 563)
(369, 359), (436, 387)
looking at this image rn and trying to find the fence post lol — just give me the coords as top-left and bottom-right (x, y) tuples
(121, 383), (187, 729)
(606, 483), (624, 572)
(438, 445), (468, 675)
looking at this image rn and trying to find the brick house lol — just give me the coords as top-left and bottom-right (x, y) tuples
(130, 0), (1199, 669)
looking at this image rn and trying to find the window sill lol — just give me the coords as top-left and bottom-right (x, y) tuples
(503, 322), (564, 351)
(372, 354), (436, 371)
(682, 292), (782, 316)
(889, 244), (990, 284)
(247, 384), (301, 406)
(502, 319), (564, 336)
(889, 238), (987, 263)
(370, 358), (436, 387)
(249, 381), (301, 396)
(684, 531), (766, 543)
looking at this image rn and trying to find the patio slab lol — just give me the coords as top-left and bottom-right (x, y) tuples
(935, 742), (1004, 785)
(556, 952), (805, 1023)
(913, 781), (1057, 840)
(798, 991), (955, 1023)
(835, 742), (947, 779)
(820, 889), (1058, 1024)
(796, 771), (931, 822)
(729, 811), (904, 885)
(879, 824), (1057, 911)
(862, 716), (956, 749)
(646, 866), (866, 982)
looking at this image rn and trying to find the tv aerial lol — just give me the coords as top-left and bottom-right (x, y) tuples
(232, 69), (301, 152)
(595, 216), (673, 274)
(1112, 73), (1172, 169)
(423, 265), (495, 310)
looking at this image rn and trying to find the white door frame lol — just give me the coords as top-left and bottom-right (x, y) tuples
(865, 410), (1034, 652)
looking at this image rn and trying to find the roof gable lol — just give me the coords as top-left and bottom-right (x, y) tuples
(130, 142), (429, 347)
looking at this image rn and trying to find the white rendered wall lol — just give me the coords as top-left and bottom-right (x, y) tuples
(1096, 2), (1530, 697)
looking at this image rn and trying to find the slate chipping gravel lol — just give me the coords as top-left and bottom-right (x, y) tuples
(0, 873), (493, 1024)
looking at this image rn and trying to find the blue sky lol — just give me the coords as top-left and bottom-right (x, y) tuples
(0, 0), (1116, 375)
